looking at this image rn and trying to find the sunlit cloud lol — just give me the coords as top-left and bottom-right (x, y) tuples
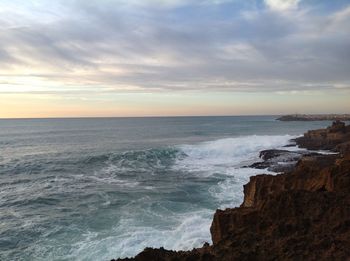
(264, 0), (301, 11)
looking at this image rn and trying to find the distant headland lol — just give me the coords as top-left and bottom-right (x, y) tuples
(277, 114), (350, 121)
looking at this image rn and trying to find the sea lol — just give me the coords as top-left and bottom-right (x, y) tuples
(0, 116), (334, 260)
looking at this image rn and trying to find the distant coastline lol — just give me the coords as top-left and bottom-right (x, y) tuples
(277, 114), (350, 121)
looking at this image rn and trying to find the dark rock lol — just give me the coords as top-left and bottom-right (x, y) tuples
(336, 141), (350, 156)
(294, 121), (350, 151)
(328, 120), (346, 133)
(248, 149), (320, 173)
(283, 143), (297, 147)
(259, 149), (292, 161)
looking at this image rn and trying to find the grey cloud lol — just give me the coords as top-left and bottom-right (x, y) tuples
(0, 0), (350, 94)
(0, 48), (17, 66)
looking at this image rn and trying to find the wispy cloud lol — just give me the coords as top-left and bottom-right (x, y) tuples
(0, 0), (349, 97)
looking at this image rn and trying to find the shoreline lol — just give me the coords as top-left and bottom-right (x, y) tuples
(113, 121), (350, 260)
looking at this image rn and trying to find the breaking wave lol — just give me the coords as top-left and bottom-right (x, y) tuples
(0, 135), (298, 261)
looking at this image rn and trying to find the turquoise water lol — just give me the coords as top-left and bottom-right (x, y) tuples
(0, 116), (333, 260)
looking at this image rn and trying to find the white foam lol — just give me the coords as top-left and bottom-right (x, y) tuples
(174, 135), (296, 176)
(209, 167), (276, 209)
(68, 210), (213, 261)
(34, 135), (299, 260)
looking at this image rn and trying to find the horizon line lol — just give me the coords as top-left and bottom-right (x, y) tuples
(1, 113), (349, 120)
(0, 114), (280, 120)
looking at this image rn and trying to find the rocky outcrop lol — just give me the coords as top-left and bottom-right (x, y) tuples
(247, 149), (320, 172)
(336, 141), (350, 155)
(210, 121), (350, 260)
(112, 246), (215, 261)
(294, 120), (350, 150)
(210, 190), (350, 260)
(114, 121), (350, 261)
(242, 154), (338, 208)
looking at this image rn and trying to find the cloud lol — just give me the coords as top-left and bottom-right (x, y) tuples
(264, 0), (301, 11)
(0, 0), (349, 98)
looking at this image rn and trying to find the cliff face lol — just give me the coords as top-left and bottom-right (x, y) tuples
(210, 121), (350, 260)
(294, 120), (350, 150)
(114, 121), (350, 261)
(210, 155), (350, 260)
(241, 154), (338, 209)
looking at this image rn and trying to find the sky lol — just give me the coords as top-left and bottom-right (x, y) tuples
(0, 0), (350, 118)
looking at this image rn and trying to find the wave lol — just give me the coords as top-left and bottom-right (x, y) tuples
(69, 210), (213, 260)
(85, 134), (296, 171)
(79, 134), (296, 259)
(83, 147), (185, 173)
(173, 135), (297, 209)
(174, 135), (296, 175)
(1, 134), (299, 260)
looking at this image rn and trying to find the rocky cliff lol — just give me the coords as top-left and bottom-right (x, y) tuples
(113, 121), (350, 261)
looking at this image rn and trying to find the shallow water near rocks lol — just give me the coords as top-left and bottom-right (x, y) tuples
(0, 116), (334, 260)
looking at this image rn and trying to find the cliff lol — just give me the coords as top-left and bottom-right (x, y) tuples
(277, 114), (350, 121)
(113, 121), (350, 261)
(294, 120), (350, 150)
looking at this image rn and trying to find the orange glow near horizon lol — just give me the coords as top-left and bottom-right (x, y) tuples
(1, 90), (349, 118)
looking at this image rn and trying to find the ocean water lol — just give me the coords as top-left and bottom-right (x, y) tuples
(0, 116), (334, 260)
